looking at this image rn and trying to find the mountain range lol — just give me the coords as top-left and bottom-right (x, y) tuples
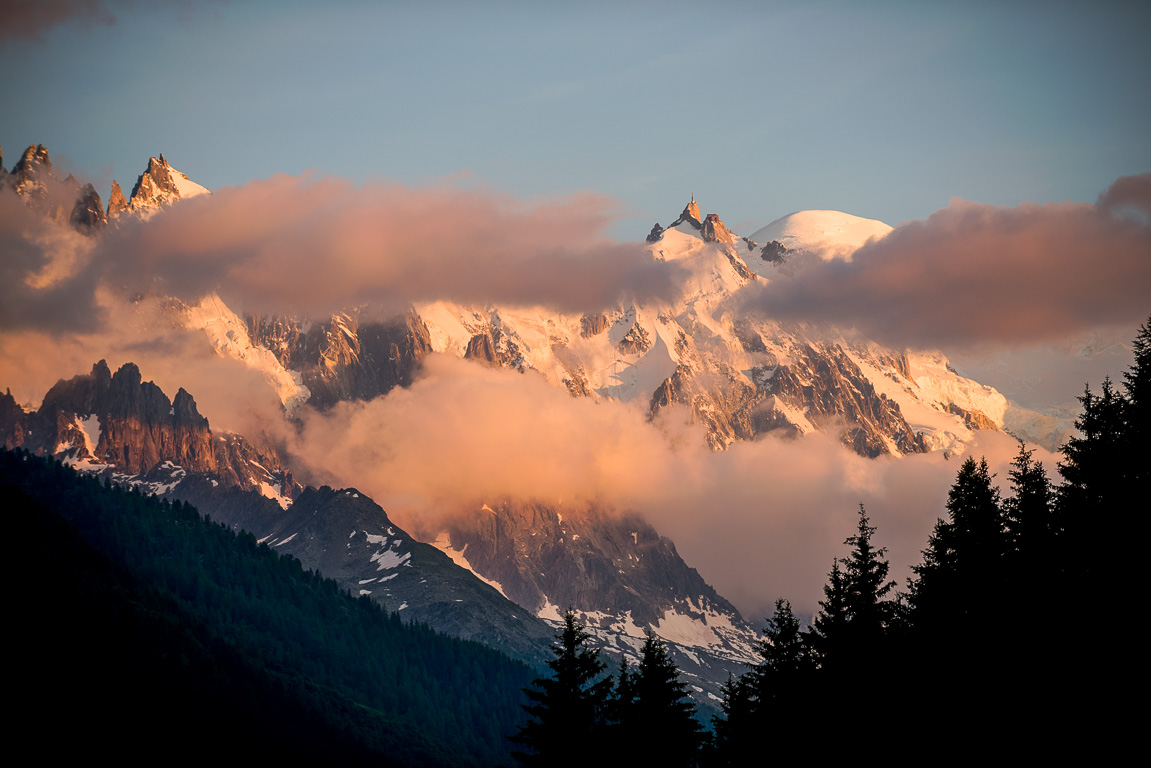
(0, 143), (1068, 705)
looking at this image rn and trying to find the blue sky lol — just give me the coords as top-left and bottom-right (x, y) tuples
(2, 0), (1149, 239)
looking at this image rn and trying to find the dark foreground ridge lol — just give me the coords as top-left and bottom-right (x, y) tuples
(3, 449), (534, 766)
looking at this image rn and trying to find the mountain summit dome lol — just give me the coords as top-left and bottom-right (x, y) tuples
(750, 210), (892, 261)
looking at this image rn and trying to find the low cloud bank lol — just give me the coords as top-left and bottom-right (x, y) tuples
(2, 174), (684, 333)
(289, 354), (1056, 618)
(738, 174), (1151, 351)
(97, 175), (682, 320)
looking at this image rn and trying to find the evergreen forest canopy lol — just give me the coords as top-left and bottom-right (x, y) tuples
(512, 317), (1149, 764)
(2, 449), (535, 767)
(6, 318), (1147, 764)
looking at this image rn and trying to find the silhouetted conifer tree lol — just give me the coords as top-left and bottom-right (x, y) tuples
(1124, 317), (1151, 446)
(604, 657), (637, 758)
(711, 673), (753, 766)
(842, 505), (896, 640)
(809, 559), (850, 666)
(811, 506), (894, 673)
(908, 457), (1004, 633)
(630, 634), (701, 767)
(513, 611), (611, 768)
(1004, 441), (1055, 559)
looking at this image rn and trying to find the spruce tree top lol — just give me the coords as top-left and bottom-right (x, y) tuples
(513, 611), (612, 766)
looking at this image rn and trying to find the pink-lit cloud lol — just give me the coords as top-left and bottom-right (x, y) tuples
(0, 192), (104, 332)
(96, 174), (684, 320)
(0, 0), (216, 41)
(738, 174), (1151, 351)
(0, 1), (117, 41)
(288, 353), (1054, 618)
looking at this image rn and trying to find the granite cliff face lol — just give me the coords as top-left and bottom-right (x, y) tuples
(437, 501), (748, 632)
(700, 212), (735, 244)
(7, 361), (756, 687)
(41, 361), (217, 475)
(1, 361), (294, 500)
(245, 309), (433, 409)
(647, 335), (928, 456)
(431, 499), (760, 699)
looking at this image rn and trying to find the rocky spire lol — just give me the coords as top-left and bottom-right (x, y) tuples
(700, 212), (735, 244)
(107, 179), (129, 218)
(127, 153), (208, 214)
(11, 144), (53, 201)
(669, 194), (702, 230)
(70, 183), (107, 234)
(129, 155), (175, 211)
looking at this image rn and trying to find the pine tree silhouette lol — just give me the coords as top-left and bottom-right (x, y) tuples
(630, 634), (701, 767)
(513, 611), (611, 767)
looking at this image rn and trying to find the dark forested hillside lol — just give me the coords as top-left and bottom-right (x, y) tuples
(3, 450), (534, 766)
(708, 318), (1150, 763)
(9, 317), (1147, 765)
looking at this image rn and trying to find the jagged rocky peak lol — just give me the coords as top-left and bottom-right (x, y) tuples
(13, 144), (52, 177)
(129, 155), (173, 210)
(244, 308), (433, 410)
(684, 195), (701, 223)
(580, 312), (610, 338)
(759, 239), (791, 264)
(464, 331), (500, 367)
(670, 195), (702, 229)
(172, 387), (209, 427)
(106, 180), (129, 218)
(70, 182), (107, 234)
(128, 153), (209, 213)
(10, 144), (53, 199)
(76, 361), (215, 475)
(646, 222), (665, 243)
(39, 359), (113, 417)
(3, 359), (301, 497)
(5, 143), (108, 234)
(432, 498), (760, 690)
(700, 212), (735, 244)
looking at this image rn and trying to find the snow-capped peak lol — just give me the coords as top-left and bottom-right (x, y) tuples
(749, 209), (892, 262)
(127, 154), (209, 215)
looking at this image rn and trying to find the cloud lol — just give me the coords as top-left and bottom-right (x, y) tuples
(0, 0), (218, 42)
(0, 193), (104, 333)
(737, 174), (1151, 351)
(288, 353), (1055, 618)
(1098, 173), (1151, 222)
(0, 0), (117, 41)
(96, 174), (684, 319)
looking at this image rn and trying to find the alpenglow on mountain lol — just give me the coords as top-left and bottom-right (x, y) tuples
(1, 144), (1055, 706)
